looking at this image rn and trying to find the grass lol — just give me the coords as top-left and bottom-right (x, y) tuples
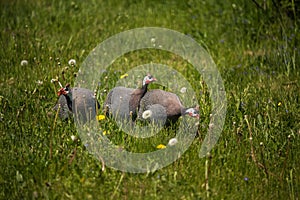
(1, 0), (299, 199)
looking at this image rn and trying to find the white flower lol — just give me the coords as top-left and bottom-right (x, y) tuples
(168, 138), (178, 146)
(142, 110), (152, 119)
(151, 38), (156, 43)
(36, 80), (43, 85)
(68, 59), (76, 66)
(20, 60), (28, 66)
(71, 135), (77, 141)
(259, 142), (263, 146)
(180, 87), (187, 93)
(50, 78), (57, 83)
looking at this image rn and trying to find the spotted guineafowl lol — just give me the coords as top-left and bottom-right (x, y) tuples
(138, 89), (199, 126)
(53, 83), (100, 124)
(104, 74), (156, 121)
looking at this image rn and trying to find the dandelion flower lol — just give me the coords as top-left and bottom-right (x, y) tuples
(259, 142), (263, 146)
(168, 138), (178, 146)
(120, 73), (128, 79)
(142, 110), (152, 119)
(278, 102), (282, 106)
(50, 78), (57, 83)
(156, 144), (166, 149)
(36, 80), (43, 85)
(71, 135), (77, 141)
(20, 60), (28, 66)
(68, 59), (76, 66)
(97, 114), (106, 121)
(180, 87), (187, 93)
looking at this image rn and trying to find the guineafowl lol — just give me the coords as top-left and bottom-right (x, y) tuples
(138, 89), (199, 126)
(53, 83), (100, 124)
(104, 74), (156, 121)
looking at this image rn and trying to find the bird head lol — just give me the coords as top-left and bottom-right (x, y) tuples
(142, 74), (157, 86)
(57, 83), (71, 96)
(185, 107), (200, 119)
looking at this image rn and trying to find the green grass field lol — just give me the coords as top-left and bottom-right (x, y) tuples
(1, 0), (299, 199)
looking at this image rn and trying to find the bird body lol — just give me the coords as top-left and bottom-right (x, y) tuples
(104, 86), (134, 120)
(53, 84), (100, 124)
(139, 89), (199, 125)
(54, 94), (72, 120)
(104, 74), (156, 121)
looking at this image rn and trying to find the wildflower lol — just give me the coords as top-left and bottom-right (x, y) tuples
(97, 115), (106, 121)
(20, 60), (28, 66)
(50, 78), (57, 83)
(120, 73), (128, 79)
(68, 59), (76, 66)
(156, 144), (166, 149)
(168, 138), (178, 146)
(142, 110), (152, 119)
(259, 142), (263, 146)
(244, 177), (249, 181)
(103, 131), (107, 135)
(36, 80), (43, 85)
(278, 102), (282, 106)
(71, 135), (77, 141)
(180, 87), (187, 93)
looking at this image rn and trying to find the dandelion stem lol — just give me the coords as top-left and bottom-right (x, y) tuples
(280, 136), (291, 181)
(99, 156), (105, 171)
(205, 153), (212, 198)
(68, 148), (77, 164)
(259, 144), (269, 178)
(245, 115), (269, 175)
(111, 173), (125, 199)
(50, 105), (60, 159)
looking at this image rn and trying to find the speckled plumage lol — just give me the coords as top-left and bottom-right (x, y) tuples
(138, 89), (199, 125)
(104, 86), (135, 120)
(103, 74), (156, 121)
(53, 86), (100, 124)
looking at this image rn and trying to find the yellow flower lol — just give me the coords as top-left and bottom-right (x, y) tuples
(120, 73), (128, 79)
(278, 102), (282, 106)
(97, 114), (106, 121)
(103, 131), (107, 135)
(156, 144), (166, 149)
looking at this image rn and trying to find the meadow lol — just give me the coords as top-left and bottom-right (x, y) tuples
(0, 0), (299, 199)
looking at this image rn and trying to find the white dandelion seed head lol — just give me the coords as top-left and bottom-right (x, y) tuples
(180, 87), (187, 93)
(142, 110), (152, 119)
(259, 142), (263, 146)
(168, 138), (178, 146)
(68, 59), (76, 66)
(36, 80), (43, 85)
(20, 60), (28, 66)
(71, 135), (76, 141)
